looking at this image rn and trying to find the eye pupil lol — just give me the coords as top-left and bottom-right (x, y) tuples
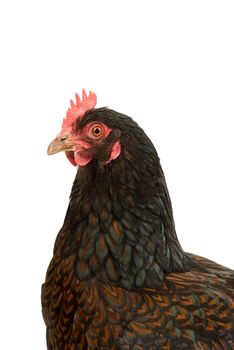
(92, 126), (102, 137)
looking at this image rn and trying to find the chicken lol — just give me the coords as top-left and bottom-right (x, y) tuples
(42, 90), (234, 350)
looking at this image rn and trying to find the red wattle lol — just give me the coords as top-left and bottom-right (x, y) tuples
(74, 151), (92, 166)
(65, 151), (77, 166)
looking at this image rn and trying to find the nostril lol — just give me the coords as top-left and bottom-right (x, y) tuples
(60, 135), (68, 141)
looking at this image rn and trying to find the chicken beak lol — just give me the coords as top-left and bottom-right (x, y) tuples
(47, 135), (73, 155)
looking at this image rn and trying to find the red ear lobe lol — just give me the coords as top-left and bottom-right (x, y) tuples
(106, 141), (121, 164)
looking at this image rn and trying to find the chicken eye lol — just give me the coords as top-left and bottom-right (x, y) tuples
(91, 125), (103, 138)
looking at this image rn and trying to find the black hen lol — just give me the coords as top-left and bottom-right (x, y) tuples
(42, 90), (234, 349)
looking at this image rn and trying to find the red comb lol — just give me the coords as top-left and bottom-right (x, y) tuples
(62, 89), (97, 130)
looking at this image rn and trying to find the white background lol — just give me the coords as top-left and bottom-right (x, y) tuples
(0, 1), (233, 349)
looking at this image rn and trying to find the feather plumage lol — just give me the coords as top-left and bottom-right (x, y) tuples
(42, 105), (234, 349)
